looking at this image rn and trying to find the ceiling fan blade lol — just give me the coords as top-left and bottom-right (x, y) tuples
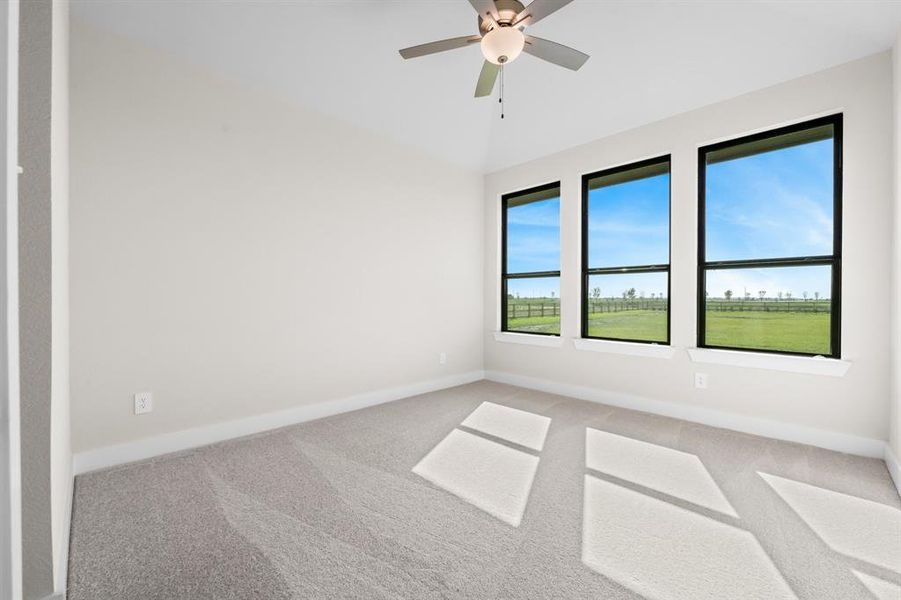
(399, 35), (481, 59)
(513, 0), (575, 28)
(474, 61), (500, 97)
(468, 0), (500, 20)
(524, 35), (589, 71)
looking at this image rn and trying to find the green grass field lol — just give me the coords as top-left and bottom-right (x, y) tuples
(703, 310), (830, 354)
(586, 310), (667, 342)
(506, 314), (561, 335)
(507, 309), (831, 354)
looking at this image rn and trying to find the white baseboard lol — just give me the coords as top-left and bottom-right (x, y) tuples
(484, 370), (887, 458)
(73, 369), (893, 484)
(885, 443), (901, 497)
(53, 471), (73, 595)
(74, 370), (485, 475)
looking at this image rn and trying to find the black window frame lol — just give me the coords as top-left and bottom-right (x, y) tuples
(581, 155), (672, 345)
(501, 181), (562, 337)
(697, 114), (843, 358)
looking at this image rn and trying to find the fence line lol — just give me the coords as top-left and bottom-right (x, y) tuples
(704, 300), (831, 313)
(507, 304), (561, 319)
(506, 299), (831, 318)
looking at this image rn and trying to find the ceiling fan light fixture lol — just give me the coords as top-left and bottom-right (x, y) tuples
(480, 26), (524, 65)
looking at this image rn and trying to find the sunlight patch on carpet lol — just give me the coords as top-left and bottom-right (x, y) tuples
(413, 429), (539, 527)
(460, 402), (551, 451)
(852, 570), (901, 600)
(582, 474), (796, 600)
(760, 472), (901, 573)
(585, 428), (737, 517)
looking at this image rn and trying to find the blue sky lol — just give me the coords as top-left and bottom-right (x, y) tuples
(585, 173), (670, 299)
(506, 137), (834, 300)
(587, 173), (669, 269)
(507, 198), (560, 274)
(705, 138), (834, 299)
(505, 197), (561, 298)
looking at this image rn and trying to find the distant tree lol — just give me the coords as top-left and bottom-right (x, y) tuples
(724, 289), (733, 301)
(744, 291), (751, 301)
(591, 287), (601, 301)
(786, 292), (792, 301)
(777, 291), (783, 301)
(758, 290), (766, 300)
(814, 291), (820, 301)
(803, 291), (808, 300)
(626, 287), (637, 300)
(507, 293), (515, 300)
(550, 291), (555, 299)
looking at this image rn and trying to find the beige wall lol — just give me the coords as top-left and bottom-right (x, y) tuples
(69, 22), (484, 453)
(484, 52), (893, 444)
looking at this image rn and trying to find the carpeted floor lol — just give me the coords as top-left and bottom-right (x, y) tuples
(67, 381), (901, 599)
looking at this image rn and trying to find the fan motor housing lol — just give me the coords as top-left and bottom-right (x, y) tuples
(478, 0), (526, 34)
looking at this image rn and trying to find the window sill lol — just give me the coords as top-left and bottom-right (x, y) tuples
(493, 332), (563, 348)
(687, 347), (850, 377)
(573, 338), (676, 358)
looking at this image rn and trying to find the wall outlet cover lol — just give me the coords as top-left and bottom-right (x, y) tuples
(134, 392), (153, 415)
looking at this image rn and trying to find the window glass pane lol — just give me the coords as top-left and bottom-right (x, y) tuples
(587, 169), (669, 268)
(506, 277), (560, 335)
(705, 131), (833, 262)
(506, 195), (560, 274)
(585, 272), (668, 342)
(704, 266), (832, 355)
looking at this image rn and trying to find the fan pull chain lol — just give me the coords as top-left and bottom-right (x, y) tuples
(499, 65), (505, 119)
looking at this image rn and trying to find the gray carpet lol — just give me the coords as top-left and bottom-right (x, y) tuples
(67, 381), (901, 599)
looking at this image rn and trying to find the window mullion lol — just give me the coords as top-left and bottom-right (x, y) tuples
(703, 255), (835, 270)
(506, 270), (561, 279)
(587, 264), (670, 275)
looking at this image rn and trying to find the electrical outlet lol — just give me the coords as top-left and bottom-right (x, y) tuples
(694, 373), (708, 389)
(134, 392), (153, 415)
(439, 352), (447, 365)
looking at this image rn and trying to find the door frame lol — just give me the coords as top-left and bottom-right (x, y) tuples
(0, 0), (22, 597)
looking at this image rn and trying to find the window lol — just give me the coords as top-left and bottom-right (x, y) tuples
(502, 183), (561, 335)
(698, 114), (841, 357)
(582, 156), (671, 344)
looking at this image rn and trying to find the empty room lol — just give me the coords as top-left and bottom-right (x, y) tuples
(1, 0), (900, 598)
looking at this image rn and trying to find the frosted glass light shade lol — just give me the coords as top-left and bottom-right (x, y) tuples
(480, 27), (525, 65)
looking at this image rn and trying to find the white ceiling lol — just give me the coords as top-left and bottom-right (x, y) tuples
(72, 0), (901, 173)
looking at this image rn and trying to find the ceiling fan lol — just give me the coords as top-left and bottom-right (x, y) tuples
(398, 0), (588, 99)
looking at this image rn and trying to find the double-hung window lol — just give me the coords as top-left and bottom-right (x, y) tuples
(582, 156), (671, 344)
(501, 183), (561, 335)
(698, 114), (842, 357)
